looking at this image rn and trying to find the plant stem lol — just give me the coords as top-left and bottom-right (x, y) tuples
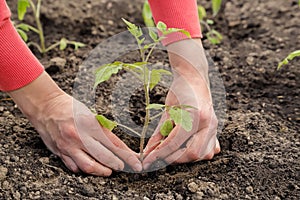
(149, 110), (164, 121)
(45, 41), (60, 52)
(145, 43), (157, 62)
(29, 0), (45, 53)
(117, 124), (141, 137)
(139, 63), (151, 161)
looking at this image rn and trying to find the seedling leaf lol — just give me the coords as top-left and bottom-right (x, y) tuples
(18, 0), (30, 20)
(206, 29), (223, 45)
(149, 69), (172, 90)
(149, 29), (158, 42)
(160, 119), (173, 136)
(73, 42), (85, 50)
(59, 38), (67, 50)
(169, 107), (193, 132)
(156, 21), (167, 32)
(278, 50), (300, 69)
(142, 1), (155, 27)
(122, 18), (143, 38)
(198, 5), (207, 21)
(17, 23), (30, 31)
(94, 62), (123, 89)
(17, 29), (28, 41)
(212, 0), (222, 16)
(146, 103), (165, 110)
(96, 115), (117, 131)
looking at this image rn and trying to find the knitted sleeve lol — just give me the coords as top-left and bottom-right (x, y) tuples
(0, 0), (44, 91)
(148, 0), (202, 45)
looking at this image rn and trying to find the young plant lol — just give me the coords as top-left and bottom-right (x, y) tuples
(16, 0), (85, 53)
(94, 19), (194, 160)
(141, 0), (223, 45)
(278, 50), (300, 69)
(198, 2), (223, 45)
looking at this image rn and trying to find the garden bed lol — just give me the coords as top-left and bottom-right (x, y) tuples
(0, 0), (299, 199)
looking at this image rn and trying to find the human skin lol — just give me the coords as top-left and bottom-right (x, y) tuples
(8, 72), (142, 176)
(143, 39), (221, 170)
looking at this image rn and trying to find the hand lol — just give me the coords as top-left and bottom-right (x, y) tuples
(9, 72), (142, 176)
(143, 39), (220, 170)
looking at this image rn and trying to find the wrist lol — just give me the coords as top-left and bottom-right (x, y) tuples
(8, 71), (65, 119)
(167, 39), (209, 81)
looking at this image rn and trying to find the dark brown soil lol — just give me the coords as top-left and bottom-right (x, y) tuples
(1, 0), (299, 199)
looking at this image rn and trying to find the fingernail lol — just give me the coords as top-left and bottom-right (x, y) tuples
(143, 163), (150, 170)
(134, 163), (142, 172)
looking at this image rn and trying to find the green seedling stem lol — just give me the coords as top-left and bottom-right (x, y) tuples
(94, 19), (193, 161)
(17, 0), (85, 53)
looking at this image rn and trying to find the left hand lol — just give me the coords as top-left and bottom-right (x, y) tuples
(142, 39), (220, 170)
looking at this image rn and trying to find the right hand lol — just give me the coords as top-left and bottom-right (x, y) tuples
(9, 72), (142, 176)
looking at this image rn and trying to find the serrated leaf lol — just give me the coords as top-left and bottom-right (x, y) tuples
(198, 5), (207, 21)
(169, 107), (193, 132)
(142, 1), (155, 27)
(156, 21), (167, 32)
(18, 0), (30, 20)
(149, 29), (158, 42)
(94, 62), (123, 89)
(149, 69), (172, 90)
(59, 38), (67, 50)
(160, 119), (173, 136)
(146, 103), (165, 110)
(122, 18), (143, 38)
(96, 115), (117, 131)
(17, 29), (28, 41)
(212, 0), (222, 16)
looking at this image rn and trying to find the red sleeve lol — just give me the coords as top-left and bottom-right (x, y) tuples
(0, 0), (44, 91)
(148, 0), (202, 45)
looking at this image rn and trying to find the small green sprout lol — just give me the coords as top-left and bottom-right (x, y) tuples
(142, 0), (155, 27)
(278, 50), (300, 69)
(94, 19), (193, 160)
(141, 0), (223, 45)
(16, 0), (85, 53)
(198, 4), (223, 45)
(212, 0), (222, 16)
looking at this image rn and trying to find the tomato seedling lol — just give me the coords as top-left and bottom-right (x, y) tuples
(94, 19), (195, 160)
(16, 0), (85, 53)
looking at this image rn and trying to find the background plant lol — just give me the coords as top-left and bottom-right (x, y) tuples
(94, 19), (195, 160)
(16, 0), (85, 53)
(277, 1), (300, 69)
(142, 0), (223, 45)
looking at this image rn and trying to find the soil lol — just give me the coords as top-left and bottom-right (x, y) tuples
(1, 0), (299, 199)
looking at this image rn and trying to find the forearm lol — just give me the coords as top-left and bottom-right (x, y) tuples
(148, 0), (202, 45)
(167, 39), (209, 84)
(8, 72), (65, 120)
(0, 0), (44, 91)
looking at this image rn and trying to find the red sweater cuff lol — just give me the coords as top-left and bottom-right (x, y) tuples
(148, 0), (202, 45)
(0, 2), (44, 91)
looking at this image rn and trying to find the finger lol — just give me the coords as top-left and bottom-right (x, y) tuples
(75, 113), (141, 172)
(168, 129), (218, 164)
(61, 154), (80, 173)
(82, 137), (124, 171)
(143, 125), (190, 170)
(215, 139), (221, 154)
(102, 128), (142, 172)
(70, 149), (112, 176)
(143, 114), (169, 155)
